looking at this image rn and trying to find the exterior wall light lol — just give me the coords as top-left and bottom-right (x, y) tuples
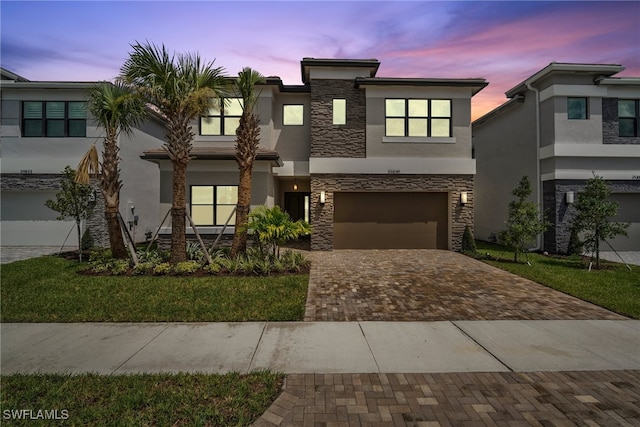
(320, 191), (326, 204)
(293, 181), (298, 191)
(566, 191), (575, 204)
(460, 192), (468, 205)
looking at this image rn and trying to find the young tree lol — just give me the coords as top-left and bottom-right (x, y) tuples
(571, 174), (629, 269)
(120, 42), (227, 264)
(499, 176), (550, 262)
(45, 166), (95, 262)
(230, 67), (265, 258)
(76, 82), (146, 259)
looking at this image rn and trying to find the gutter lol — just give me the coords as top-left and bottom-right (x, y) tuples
(526, 82), (543, 252)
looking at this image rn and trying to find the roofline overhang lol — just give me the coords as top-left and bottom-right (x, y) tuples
(1, 67), (30, 82)
(301, 58), (380, 84)
(0, 81), (100, 89)
(505, 62), (625, 98)
(141, 149), (284, 167)
(595, 77), (640, 86)
(355, 77), (488, 96)
(472, 95), (525, 127)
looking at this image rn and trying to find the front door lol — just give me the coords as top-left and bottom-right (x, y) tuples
(284, 192), (310, 223)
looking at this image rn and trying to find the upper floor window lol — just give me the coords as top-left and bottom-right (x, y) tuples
(190, 185), (238, 226)
(385, 99), (451, 138)
(333, 99), (346, 125)
(22, 101), (86, 137)
(567, 97), (588, 120)
(619, 99), (639, 137)
(200, 98), (243, 136)
(283, 104), (304, 126)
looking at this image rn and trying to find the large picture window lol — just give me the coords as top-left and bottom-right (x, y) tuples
(619, 99), (639, 137)
(190, 185), (238, 226)
(22, 101), (87, 137)
(385, 99), (451, 137)
(200, 98), (243, 136)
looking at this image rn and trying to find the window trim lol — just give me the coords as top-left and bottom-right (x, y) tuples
(21, 101), (87, 137)
(190, 185), (238, 226)
(199, 98), (243, 136)
(384, 98), (452, 138)
(283, 104), (304, 126)
(567, 97), (588, 120)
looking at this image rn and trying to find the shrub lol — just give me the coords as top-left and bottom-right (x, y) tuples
(205, 262), (222, 275)
(153, 263), (172, 276)
(110, 259), (131, 275)
(186, 242), (205, 262)
(81, 228), (94, 250)
(461, 225), (477, 254)
(247, 206), (311, 258)
(280, 250), (309, 272)
(174, 261), (201, 275)
(133, 261), (155, 275)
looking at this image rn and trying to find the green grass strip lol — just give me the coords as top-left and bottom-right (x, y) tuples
(1, 256), (308, 322)
(1, 371), (283, 426)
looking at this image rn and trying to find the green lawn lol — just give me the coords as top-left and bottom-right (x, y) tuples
(475, 241), (640, 319)
(1, 256), (308, 322)
(0, 371), (283, 426)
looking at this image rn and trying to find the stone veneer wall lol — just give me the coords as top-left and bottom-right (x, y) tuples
(1, 173), (109, 247)
(310, 174), (474, 251)
(543, 179), (640, 254)
(310, 79), (367, 157)
(602, 98), (640, 145)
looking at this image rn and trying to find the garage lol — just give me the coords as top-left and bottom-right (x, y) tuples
(607, 193), (640, 251)
(333, 192), (449, 249)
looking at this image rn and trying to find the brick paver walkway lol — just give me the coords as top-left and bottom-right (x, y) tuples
(304, 250), (625, 321)
(254, 370), (640, 426)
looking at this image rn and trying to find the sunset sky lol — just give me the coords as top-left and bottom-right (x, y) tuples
(2, 1), (639, 119)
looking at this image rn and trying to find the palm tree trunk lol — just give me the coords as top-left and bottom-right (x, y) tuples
(102, 135), (128, 259)
(231, 165), (252, 257)
(170, 159), (188, 264)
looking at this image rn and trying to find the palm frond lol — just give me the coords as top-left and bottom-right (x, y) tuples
(75, 145), (100, 184)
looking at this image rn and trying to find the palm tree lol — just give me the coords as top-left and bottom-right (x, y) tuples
(119, 42), (227, 263)
(231, 67), (265, 257)
(76, 82), (146, 259)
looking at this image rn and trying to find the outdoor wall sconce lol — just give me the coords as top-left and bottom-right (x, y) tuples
(566, 191), (575, 204)
(293, 179), (298, 191)
(320, 191), (326, 204)
(460, 192), (468, 205)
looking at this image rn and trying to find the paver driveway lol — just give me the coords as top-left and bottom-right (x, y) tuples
(304, 250), (625, 321)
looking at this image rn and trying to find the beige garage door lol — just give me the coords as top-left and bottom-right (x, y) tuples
(333, 192), (449, 249)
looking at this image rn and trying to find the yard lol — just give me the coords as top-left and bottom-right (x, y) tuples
(0, 256), (308, 323)
(475, 241), (640, 319)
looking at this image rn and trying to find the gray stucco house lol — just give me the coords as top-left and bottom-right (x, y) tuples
(0, 68), (164, 248)
(142, 58), (487, 251)
(473, 63), (640, 253)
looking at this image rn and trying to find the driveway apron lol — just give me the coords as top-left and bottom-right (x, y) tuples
(304, 250), (625, 321)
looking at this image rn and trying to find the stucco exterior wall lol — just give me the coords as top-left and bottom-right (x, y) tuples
(473, 95), (539, 242)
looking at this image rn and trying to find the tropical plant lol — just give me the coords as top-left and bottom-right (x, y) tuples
(498, 176), (550, 263)
(247, 206), (311, 258)
(119, 41), (227, 264)
(45, 167), (95, 262)
(230, 67), (265, 258)
(76, 82), (146, 259)
(571, 174), (629, 269)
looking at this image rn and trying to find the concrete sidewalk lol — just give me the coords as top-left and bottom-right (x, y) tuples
(2, 320), (639, 375)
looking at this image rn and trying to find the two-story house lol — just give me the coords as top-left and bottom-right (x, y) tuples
(0, 68), (164, 248)
(473, 63), (640, 253)
(142, 58), (487, 251)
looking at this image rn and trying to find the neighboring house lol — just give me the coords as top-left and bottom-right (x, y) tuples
(142, 58), (487, 251)
(0, 68), (164, 248)
(473, 63), (640, 253)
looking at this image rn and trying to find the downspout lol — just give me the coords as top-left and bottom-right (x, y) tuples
(526, 82), (543, 251)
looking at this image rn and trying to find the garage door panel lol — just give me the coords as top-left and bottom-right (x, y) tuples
(609, 194), (640, 251)
(333, 192), (448, 249)
(334, 222), (440, 249)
